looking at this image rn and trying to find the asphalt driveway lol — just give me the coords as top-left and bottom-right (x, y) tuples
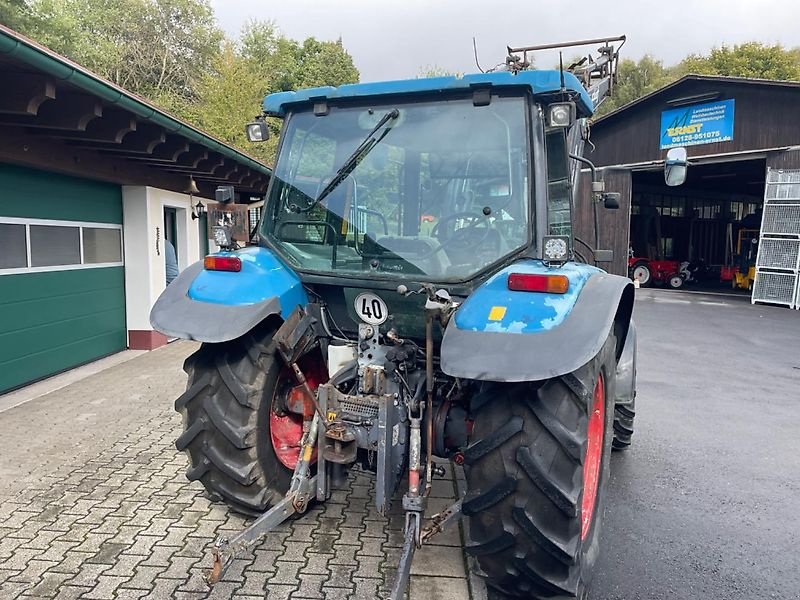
(595, 289), (800, 600)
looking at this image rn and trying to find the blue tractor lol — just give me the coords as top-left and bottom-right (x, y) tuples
(151, 37), (687, 599)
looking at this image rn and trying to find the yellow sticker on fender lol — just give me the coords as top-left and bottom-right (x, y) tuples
(488, 306), (507, 321)
(327, 411), (337, 422)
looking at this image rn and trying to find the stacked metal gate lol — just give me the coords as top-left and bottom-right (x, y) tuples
(752, 168), (800, 309)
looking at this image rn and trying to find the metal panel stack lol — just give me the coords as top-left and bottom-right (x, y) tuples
(753, 168), (800, 309)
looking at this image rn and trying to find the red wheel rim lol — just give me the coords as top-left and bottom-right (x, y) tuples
(581, 372), (605, 540)
(270, 407), (305, 470)
(269, 362), (326, 470)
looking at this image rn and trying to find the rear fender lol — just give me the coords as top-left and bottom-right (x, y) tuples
(441, 262), (634, 382)
(149, 246), (307, 343)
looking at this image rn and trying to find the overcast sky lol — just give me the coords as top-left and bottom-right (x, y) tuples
(210, 0), (800, 82)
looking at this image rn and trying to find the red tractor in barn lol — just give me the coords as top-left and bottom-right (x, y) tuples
(628, 256), (684, 288)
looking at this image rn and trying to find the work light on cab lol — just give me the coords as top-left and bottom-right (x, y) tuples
(212, 225), (233, 248)
(204, 256), (241, 272)
(544, 236), (570, 262)
(547, 101), (576, 128)
(245, 120), (269, 142)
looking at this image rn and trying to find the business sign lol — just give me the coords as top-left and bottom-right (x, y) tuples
(660, 99), (735, 149)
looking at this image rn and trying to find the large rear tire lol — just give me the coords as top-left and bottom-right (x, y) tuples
(174, 320), (295, 516)
(612, 322), (636, 451)
(464, 333), (616, 599)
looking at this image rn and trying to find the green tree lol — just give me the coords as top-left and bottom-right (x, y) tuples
(25, 0), (223, 107)
(596, 55), (676, 116)
(677, 42), (800, 80)
(240, 20), (297, 91)
(186, 21), (360, 165)
(240, 20), (358, 92)
(296, 37), (359, 88)
(188, 42), (277, 162)
(0, 0), (33, 30)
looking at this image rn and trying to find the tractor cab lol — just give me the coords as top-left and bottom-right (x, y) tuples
(252, 72), (594, 289)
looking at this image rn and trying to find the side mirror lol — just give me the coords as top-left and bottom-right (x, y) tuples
(603, 192), (620, 209)
(665, 147), (688, 187)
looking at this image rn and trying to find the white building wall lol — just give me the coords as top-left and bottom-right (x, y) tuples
(122, 186), (203, 345)
(121, 185), (153, 334)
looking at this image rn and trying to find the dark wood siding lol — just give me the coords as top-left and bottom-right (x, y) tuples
(588, 80), (800, 167)
(573, 169), (632, 277)
(766, 148), (800, 170)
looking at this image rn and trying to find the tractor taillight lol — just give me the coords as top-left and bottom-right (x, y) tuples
(507, 273), (569, 294)
(204, 256), (242, 272)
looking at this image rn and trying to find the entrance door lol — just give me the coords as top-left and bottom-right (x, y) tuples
(164, 207), (178, 258)
(163, 207), (179, 285)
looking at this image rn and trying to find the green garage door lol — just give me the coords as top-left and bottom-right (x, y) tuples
(0, 164), (126, 394)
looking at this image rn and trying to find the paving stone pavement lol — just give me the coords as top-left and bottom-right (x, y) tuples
(0, 341), (483, 600)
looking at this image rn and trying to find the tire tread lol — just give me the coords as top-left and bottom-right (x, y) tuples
(174, 324), (291, 516)
(463, 416), (524, 464)
(464, 333), (617, 599)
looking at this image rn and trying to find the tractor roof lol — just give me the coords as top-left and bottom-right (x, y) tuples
(263, 70), (594, 117)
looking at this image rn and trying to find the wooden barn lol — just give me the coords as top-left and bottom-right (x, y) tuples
(577, 74), (800, 308)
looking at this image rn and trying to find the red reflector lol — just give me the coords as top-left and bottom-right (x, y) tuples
(507, 273), (569, 294)
(204, 255), (242, 272)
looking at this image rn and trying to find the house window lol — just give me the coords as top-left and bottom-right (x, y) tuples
(83, 227), (122, 263)
(30, 225), (81, 267)
(0, 223), (27, 269)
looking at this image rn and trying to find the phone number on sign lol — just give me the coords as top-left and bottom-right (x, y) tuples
(668, 131), (727, 144)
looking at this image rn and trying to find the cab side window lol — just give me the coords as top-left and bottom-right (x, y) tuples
(545, 129), (572, 236)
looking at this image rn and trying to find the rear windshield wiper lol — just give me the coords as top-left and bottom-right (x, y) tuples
(293, 108), (399, 213)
